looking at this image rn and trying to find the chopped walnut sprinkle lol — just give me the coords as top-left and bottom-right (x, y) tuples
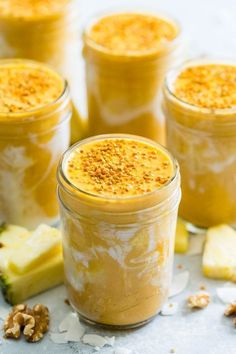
(0, 63), (63, 113)
(64, 298), (70, 306)
(66, 138), (173, 197)
(4, 303), (49, 342)
(88, 13), (177, 54)
(187, 292), (210, 309)
(224, 303), (236, 317)
(174, 64), (236, 109)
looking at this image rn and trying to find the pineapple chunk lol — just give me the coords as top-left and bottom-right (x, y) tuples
(202, 224), (236, 281)
(0, 252), (63, 304)
(8, 224), (61, 274)
(0, 224), (30, 272)
(175, 219), (189, 253)
(0, 224), (64, 304)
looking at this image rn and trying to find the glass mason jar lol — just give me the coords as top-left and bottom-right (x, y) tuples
(0, 0), (84, 144)
(163, 59), (236, 228)
(58, 134), (181, 328)
(83, 12), (184, 145)
(0, 59), (71, 229)
(0, 0), (78, 75)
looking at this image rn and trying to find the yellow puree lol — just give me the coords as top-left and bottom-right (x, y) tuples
(0, 61), (67, 228)
(63, 138), (176, 326)
(84, 13), (179, 144)
(167, 63), (236, 227)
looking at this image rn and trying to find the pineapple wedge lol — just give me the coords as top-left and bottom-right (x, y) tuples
(8, 224), (61, 274)
(0, 224), (64, 304)
(175, 219), (189, 253)
(0, 224), (30, 272)
(202, 224), (236, 281)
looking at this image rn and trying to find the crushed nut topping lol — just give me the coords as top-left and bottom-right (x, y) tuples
(4, 303), (49, 342)
(0, 62), (64, 113)
(88, 13), (177, 54)
(64, 298), (70, 306)
(174, 64), (236, 109)
(233, 318), (236, 327)
(187, 292), (210, 309)
(66, 138), (173, 197)
(224, 303), (236, 317)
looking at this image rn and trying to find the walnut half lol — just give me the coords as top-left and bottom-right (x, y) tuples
(224, 303), (236, 317)
(3, 303), (49, 342)
(187, 292), (210, 309)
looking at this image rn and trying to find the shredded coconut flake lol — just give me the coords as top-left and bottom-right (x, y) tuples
(50, 332), (68, 344)
(169, 271), (190, 297)
(82, 334), (115, 348)
(161, 302), (179, 316)
(216, 287), (236, 304)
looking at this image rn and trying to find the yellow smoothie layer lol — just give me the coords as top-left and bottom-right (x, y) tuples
(88, 13), (177, 54)
(0, 0), (69, 18)
(174, 64), (236, 109)
(65, 138), (173, 197)
(0, 63), (64, 114)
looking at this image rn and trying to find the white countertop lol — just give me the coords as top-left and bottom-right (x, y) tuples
(1, 0), (236, 353)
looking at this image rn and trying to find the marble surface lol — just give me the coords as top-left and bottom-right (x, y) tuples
(1, 0), (236, 353)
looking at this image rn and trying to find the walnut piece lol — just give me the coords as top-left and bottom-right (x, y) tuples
(4, 304), (31, 339)
(4, 303), (49, 342)
(26, 304), (49, 342)
(187, 292), (210, 309)
(224, 303), (236, 317)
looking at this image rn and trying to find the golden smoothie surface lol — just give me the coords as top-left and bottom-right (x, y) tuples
(66, 138), (173, 197)
(0, 62), (64, 113)
(174, 64), (236, 109)
(88, 13), (177, 54)
(0, 0), (69, 18)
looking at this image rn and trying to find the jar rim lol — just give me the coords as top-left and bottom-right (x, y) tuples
(0, 59), (69, 124)
(164, 57), (236, 116)
(58, 133), (179, 203)
(83, 10), (183, 60)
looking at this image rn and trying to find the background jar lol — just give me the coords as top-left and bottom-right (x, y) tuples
(83, 12), (184, 145)
(57, 134), (181, 328)
(0, 0), (84, 144)
(0, 59), (71, 229)
(163, 59), (236, 228)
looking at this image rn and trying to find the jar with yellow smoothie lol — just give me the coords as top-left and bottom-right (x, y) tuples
(0, 59), (71, 228)
(163, 59), (236, 228)
(83, 12), (184, 144)
(0, 0), (84, 144)
(58, 134), (181, 328)
(0, 0), (78, 75)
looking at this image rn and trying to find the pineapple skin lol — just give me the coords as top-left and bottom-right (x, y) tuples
(0, 224), (64, 304)
(0, 253), (64, 304)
